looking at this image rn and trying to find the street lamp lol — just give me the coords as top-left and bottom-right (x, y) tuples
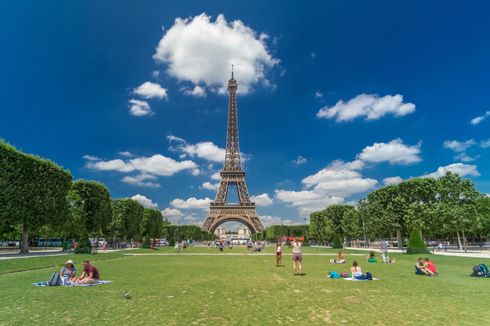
(359, 199), (368, 248)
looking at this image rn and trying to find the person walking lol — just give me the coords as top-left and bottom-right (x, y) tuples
(275, 241), (283, 267)
(380, 240), (389, 263)
(292, 237), (303, 275)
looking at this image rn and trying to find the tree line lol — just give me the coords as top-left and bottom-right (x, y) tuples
(0, 141), (209, 254)
(309, 172), (490, 250)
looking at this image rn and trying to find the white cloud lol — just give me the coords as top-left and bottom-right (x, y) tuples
(277, 158), (378, 216)
(153, 13), (279, 94)
(275, 189), (344, 216)
(357, 139), (421, 165)
(118, 151), (133, 157)
(314, 91), (323, 98)
(133, 81), (168, 100)
(121, 173), (160, 188)
(182, 85), (206, 97)
(87, 154), (197, 176)
(168, 135), (226, 163)
(83, 155), (100, 161)
(383, 176), (403, 185)
(481, 139), (490, 148)
(443, 139), (476, 153)
(131, 194), (158, 208)
(162, 208), (184, 218)
(170, 197), (212, 210)
(302, 160), (364, 186)
(454, 153), (479, 163)
(211, 172), (221, 181)
(129, 99), (152, 116)
(424, 163), (480, 178)
(201, 181), (219, 191)
(260, 215), (284, 227)
(470, 111), (490, 125)
(251, 193), (273, 206)
(129, 155), (197, 176)
(292, 155), (307, 165)
(87, 159), (135, 172)
(317, 94), (415, 122)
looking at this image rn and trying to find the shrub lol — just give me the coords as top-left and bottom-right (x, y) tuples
(142, 235), (151, 249)
(74, 238), (91, 254)
(332, 235), (343, 249)
(406, 229), (430, 254)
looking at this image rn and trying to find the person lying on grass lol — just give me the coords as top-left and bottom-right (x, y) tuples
(367, 251), (378, 263)
(415, 258), (436, 276)
(76, 260), (100, 284)
(60, 260), (77, 284)
(330, 251), (346, 264)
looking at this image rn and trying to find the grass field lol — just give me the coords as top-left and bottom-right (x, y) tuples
(0, 246), (489, 325)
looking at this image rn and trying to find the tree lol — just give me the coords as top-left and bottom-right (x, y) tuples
(406, 229), (430, 254)
(0, 141), (72, 253)
(141, 208), (165, 241)
(68, 180), (112, 253)
(434, 172), (480, 250)
(70, 180), (112, 236)
(341, 208), (362, 245)
(109, 199), (144, 244)
(475, 196), (490, 239)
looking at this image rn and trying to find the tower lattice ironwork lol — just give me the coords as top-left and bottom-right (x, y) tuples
(202, 70), (265, 234)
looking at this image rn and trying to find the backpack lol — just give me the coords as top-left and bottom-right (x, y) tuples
(340, 272), (349, 278)
(48, 272), (61, 286)
(328, 272), (339, 279)
(480, 264), (489, 276)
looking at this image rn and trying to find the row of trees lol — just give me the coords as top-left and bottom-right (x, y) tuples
(253, 224), (309, 241)
(0, 141), (168, 253)
(309, 172), (490, 250)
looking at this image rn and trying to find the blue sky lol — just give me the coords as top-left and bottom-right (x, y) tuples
(1, 1), (490, 227)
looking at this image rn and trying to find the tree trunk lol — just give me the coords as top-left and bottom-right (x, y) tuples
(20, 224), (29, 254)
(456, 230), (462, 251)
(462, 229), (468, 252)
(396, 229), (403, 250)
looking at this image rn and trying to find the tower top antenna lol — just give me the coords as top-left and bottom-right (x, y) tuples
(231, 64), (234, 79)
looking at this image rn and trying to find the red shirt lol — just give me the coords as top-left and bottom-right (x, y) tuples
(84, 264), (100, 279)
(426, 261), (436, 273)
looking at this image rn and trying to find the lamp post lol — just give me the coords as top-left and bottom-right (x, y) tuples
(359, 199), (368, 248)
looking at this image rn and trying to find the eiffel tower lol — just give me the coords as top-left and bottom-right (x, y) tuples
(202, 69), (265, 234)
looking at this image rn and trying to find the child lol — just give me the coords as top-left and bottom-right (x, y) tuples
(330, 251), (346, 264)
(367, 251), (378, 263)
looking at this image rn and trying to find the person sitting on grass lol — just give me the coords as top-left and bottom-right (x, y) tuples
(367, 251), (378, 263)
(60, 260), (77, 284)
(77, 260), (100, 284)
(330, 251), (346, 264)
(276, 241), (283, 267)
(351, 261), (362, 278)
(424, 258), (438, 275)
(415, 258), (436, 276)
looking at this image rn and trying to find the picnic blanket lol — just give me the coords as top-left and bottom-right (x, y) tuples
(33, 280), (112, 287)
(342, 277), (379, 281)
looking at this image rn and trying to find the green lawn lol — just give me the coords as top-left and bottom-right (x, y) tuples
(0, 246), (489, 325)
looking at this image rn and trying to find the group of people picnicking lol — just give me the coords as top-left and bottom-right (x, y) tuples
(274, 238), (446, 279)
(59, 260), (100, 285)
